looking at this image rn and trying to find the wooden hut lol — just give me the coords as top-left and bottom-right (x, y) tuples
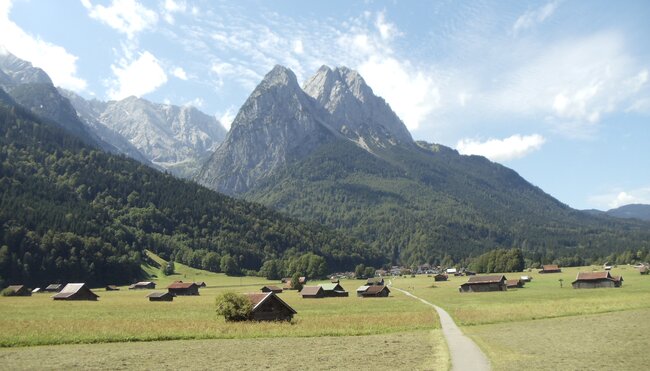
(539, 265), (561, 273)
(360, 285), (390, 297)
(434, 274), (448, 281)
(459, 275), (507, 293)
(129, 281), (156, 290)
(246, 292), (297, 321)
(3, 285), (31, 296)
(147, 292), (174, 302)
(506, 279), (524, 289)
(105, 285), (120, 291)
(44, 284), (64, 292)
(639, 266), (648, 275)
(52, 283), (99, 301)
(356, 285), (370, 297)
(167, 281), (200, 296)
(366, 277), (385, 286)
(318, 283), (349, 297)
(571, 272), (623, 289)
(261, 285), (283, 294)
(195, 281), (207, 287)
(300, 286), (325, 298)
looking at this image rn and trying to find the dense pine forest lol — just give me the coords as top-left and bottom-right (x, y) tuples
(0, 93), (383, 287)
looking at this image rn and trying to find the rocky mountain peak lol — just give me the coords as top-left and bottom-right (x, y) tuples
(0, 50), (52, 86)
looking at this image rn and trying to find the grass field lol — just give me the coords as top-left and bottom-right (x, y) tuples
(0, 253), (438, 347)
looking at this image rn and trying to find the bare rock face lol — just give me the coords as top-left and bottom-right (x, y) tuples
(303, 65), (413, 151)
(197, 65), (340, 194)
(0, 50), (52, 86)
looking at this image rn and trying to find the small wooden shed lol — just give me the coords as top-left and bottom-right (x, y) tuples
(261, 285), (283, 294)
(366, 277), (385, 286)
(360, 285), (390, 297)
(319, 283), (349, 297)
(246, 292), (297, 321)
(105, 285), (120, 291)
(434, 274), (448, 281)
(572, 272), (623, 289)
(129, 281), (156, 290)
(147, 292), (174, 301)
(506, 279), (524, 289)
(3, 285), (31, 296)
(167, 281), (200, 296)
(44, 284), (64, 292)
(52, 283), (99, 301)
(300, 286), (325, 298)
(639, 266), (648, 275)
(539, 265), (561, 273)
(459, 275), (508, 293)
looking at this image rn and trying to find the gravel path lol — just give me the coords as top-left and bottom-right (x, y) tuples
(392, 286), (491, 371)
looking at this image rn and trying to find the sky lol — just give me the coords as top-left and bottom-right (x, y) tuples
(1, 0), (649, 210)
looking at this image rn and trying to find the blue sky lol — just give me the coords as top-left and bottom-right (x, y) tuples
(1, 0), (649, 210)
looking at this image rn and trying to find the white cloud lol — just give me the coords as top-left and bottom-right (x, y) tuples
(0, 0), (87, 91)
(81, 0), (158, 39)
(589, 188), (650, 209)
(217, 107), (237, 130)
(108, 51), (167, 100)
(375, 11), (400, 41)
(162, 0), (187, 24)
(292, 39), (304, 54)
(184, 97), (203, 108)
(513, 0), (561, 34)
(171, 66), (187, 80)
(456, 134), (546, 162)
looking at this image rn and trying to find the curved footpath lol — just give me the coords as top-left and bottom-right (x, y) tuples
(391, 286), (491, 371)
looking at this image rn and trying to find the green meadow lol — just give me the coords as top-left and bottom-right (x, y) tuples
(2, 257), (650, 370)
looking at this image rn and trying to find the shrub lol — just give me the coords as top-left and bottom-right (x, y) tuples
(2, 288), (15, 297)
(215, 292), (252, 321)
(291, 272), (303, 291)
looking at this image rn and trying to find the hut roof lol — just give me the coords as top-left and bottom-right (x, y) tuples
(319, 283), (344, 291)
(506, 279), (522, 287)
(300, 286), (324, 296)
(639, 266), (648, 273)
(574, 272), (611, 281)
(195, 281), (207, 287)
(466, 275), (507, 284)
(52, 283), (99, 299)
(246, 292), (297, 314)
(46, 284), (64, 291)
(364, 285), (390, 295)
(262, 285), (282, 291)
(542, 265), (560, 271)
(147, 292), (172, 298)
(356, 285), (370, 292)
(6, 285), (25, 292)
(167, 281), (198, 289)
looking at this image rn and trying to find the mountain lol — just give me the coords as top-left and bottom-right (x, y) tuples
(199, 65), (650, 266)
(0, 51), (105, 149)
(197, 65), (341, 194)
(606, 204), (650, 221)
(0, 88), (381, 287)
(63, 91), (227, 178)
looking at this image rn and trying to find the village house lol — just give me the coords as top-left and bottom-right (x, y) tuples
(459, 275), (508, 293)
(318, 283), (349, 297)
(52, 283), (99, 301)
(3, 285), (31, 296)
(167, 281), (200, 296)
(44, 284), (64, 292)
(434, 274), (448, 281)
(300, 286), (325, 298)
(359, 285), (390, 297)
(129, 281), (156, 290)
(246, 292), (297, 321)
(260, 285), (283, 294)
(572, 272), (623, 289)
(147, 292), (174, 302)
(539, 265), (562, 273)
(506, 279), (524, 289)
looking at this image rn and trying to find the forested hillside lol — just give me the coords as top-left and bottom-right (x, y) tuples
(0, 93), (383, 287)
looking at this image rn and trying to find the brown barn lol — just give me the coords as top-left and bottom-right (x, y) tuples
(3, 285), (31, 296)
(539, 265), (561, 273)
(44, 284), (64, 292)
(246, 292), (297, 321)
(459, 275), (507, 293)
(147, 292), (174, 301)
(366, 277), (385, 286)
(300, 286), (325, 298)
(52, 283), (99, 301)
(261, 285), (283, 294)
(506, 279), (524, 289)
(105, 285), (120, 291)
(360, 285), (390, 297)
(434, 274), (448, 281)
(572, 272), (623, 289)
(129, 281), (156, 290)
(167, 281), (200, 296)
(319, 283), (349, 297)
